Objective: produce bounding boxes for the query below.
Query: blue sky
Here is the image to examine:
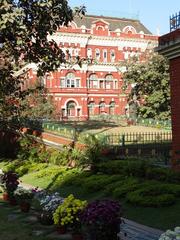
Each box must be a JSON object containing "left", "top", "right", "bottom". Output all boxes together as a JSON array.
[{"left": 69, "top": 0, "right": 180, "bottom": 35}]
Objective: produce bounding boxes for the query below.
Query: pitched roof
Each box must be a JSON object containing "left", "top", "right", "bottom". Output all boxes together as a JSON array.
[{"left": 74, "top": 14, "right": 152, "bottom": 34}]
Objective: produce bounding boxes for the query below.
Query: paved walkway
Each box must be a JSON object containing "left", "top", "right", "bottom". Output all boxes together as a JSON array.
[{"left": 118, "top": 218, "right": 163, "bottom": 240}]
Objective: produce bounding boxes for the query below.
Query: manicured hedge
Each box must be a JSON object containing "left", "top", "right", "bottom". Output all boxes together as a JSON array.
[
  {"left": 126, "top": 183, "right": 179, "bottom": 207},
  {"left": 112, "top": 178, "right": 140, "bottom": 199},
  {"left": 96, "top": 160, "right": 180, "bottom": 183},
  {"left": 83, "top": 174, "right": 123, "bottom": 192}
]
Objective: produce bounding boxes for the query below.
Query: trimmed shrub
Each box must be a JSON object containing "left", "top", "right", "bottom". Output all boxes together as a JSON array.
[
  {"left": 124, "top": 161, "right": 149, "bottom": 178},
  {"left": 126, "top": 184, "right": 176, "bottom": 207},
  {"left": 83, "top": 174, "right": 123, "bottom": 193},
  {"left": 103, "top": 179, "right": 126, "bottom": 195},
  {"left": 34, "top": 166, "right": 64, "bottom": 179},
  {"left": 63, "top": 171, "right": 91, "bottom": 186},
  {"left": 112, "top": 178, "right": 140, "bottom": 199},
  {"left": 145, "top": 167, "right": 180, "bottom": 183},
  {"left": 96, "top": 160, "right": 128, "bottom": 175}
]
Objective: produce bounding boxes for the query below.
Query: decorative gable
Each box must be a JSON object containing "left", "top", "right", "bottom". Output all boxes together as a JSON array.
[{"left": 91, "top": 19, "right": 110, "bottom": 36}]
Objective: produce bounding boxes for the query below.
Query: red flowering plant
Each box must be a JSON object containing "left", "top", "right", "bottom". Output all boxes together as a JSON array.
[
  {"left": 80, "top": 199, "right": 122, "bottom": 240},
  {"left": 0, "top": 171, "right": 19, "bottom": 200}
]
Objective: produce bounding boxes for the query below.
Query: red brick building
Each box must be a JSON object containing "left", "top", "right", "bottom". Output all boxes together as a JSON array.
[
  {"left": 157, "top": 13, "right": 180, "bottom": 169},
  {"left": 22, "top": 15, "right": 158, "bottom": 120}
]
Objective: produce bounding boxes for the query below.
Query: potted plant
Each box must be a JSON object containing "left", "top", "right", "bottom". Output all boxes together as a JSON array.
[
  {"left": 80, "top": 199, "right": 122, "bottom": 240},
  {"left": 0, "top": 171, "right": 19, "bottom": 205},
  {"left": 53, "top": 194, "right": 87, "bottom": 237},
  {"left": 159, "top": 226, "right": 180, "bottom": 240},
  {"left": 14, "top": 187, "right": 34, "bottom": 212},
  {"left": 38, "top": 192, "right": 64, "bottom": 225}
]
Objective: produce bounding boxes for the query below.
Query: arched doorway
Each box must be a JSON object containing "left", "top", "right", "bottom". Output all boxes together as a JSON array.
[
  {"left": 88, "top": 101, "right": 95, "bottom": 116},
  {"left": 99, "top": 102, "right": 106, "bottom": 115},
  {"left": 66, "top": 101, "right": 76, "bottom": 117}
]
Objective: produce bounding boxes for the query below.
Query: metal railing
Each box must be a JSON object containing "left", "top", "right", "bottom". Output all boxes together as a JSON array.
[
  {"left": 101, "top": 132, "right": 172, "bottom": 146},
  {"left": 170, "top": 12, "right": 180, "bottom": 32}
]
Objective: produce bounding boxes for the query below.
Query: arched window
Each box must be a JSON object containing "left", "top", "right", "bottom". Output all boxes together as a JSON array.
[
  {"left": 110, "top": 50, "right": 115, "bottom": 63},
  {"left": 99, "top": 101, "right": 106, "bottom": 114},
  {"left": 61, "top": 73, "right": 80, "bottom": 88},
  {"left": 87, "top": 48, "right": 92, "bottom": 58},
  {"left": 103, "top": 49, "right": 107, "bottom": 63},
  {"left": 67, "top": 101, "right": 76, "bottom": 117},
  {"left": 95, "top": 49, "right": 100, "bottom": 61},
  {"left": 105, "top": 74, "right": 113, "bottom": 89},
  {"left": 66, "top": 73, "right": 75, "bottom": 88},
  {"left": 96, "top": 26, "right": 104, "bottom": 31},
  {"left": 88, "top": 101, "right": 95, "bottom": 116},
  {"left": 89, "top": 74, "right": 98, "bottom": 88},
  {"left": 123, "top": 26, "right": 137, "bottom": 34},
  {"left": 109, "top": 101, "right": 115, "bottom": 115}
]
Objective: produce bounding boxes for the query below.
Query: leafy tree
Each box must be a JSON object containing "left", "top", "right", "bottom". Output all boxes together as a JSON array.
[
  {"left": 0, "top": 0, "right": 85, "bottom": 129},
  {"left": 123, "top": 53, "right": 170, "bottom": 120},
  {"left": 20, "top": 87, "right": 56, "bottom": 120}
]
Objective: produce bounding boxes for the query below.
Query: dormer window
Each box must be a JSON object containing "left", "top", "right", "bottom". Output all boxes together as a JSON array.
[
  {"left": 123, "top": 26, "right": 137, "bottom": 34},
  {"left": 97, "top": 26, "right": 104, "bottom": 31}
]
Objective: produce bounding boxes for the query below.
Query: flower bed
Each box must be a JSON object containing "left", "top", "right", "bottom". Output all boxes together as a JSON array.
[{"left": 159, "top": 226, "right": 180, "bottom": 240}]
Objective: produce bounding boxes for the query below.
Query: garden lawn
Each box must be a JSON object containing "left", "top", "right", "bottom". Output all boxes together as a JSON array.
[
  {"left": 19, "top": 164, "right": 180, "bottom": 231},
  {"left": 1, "top": 160, "right": 180, "bottom": 231}
]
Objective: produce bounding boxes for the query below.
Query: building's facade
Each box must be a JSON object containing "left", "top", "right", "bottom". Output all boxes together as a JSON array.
[
  {"left": 157, "top": 12, "right": 180, "bottom": 169},
  {"left": 26, "top": 15, "right": 158, "bottom": 120}
]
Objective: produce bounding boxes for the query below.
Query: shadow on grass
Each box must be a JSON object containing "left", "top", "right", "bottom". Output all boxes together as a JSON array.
[{"left": 45, "top": 172, "right": 63, "bottom": 191}]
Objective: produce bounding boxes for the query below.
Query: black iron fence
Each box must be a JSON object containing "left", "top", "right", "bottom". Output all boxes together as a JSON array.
[{"left": 101, "top": 132, "right": 172, "bottom": 146}]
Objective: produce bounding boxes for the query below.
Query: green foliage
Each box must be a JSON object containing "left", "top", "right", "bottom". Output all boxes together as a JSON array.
[
  {"left": 96, "top": 159, "right": 180, "bottom": 184},
  {"left": 96, "top": 159, "right": 150, "bottom": 178},
  {"left": 17, "top": 136, "right": 50, "bottom": 163},
  {"left": 49, "top": 148, "right": 70, "bottom": 166},
  {"left": 123, "top": 53, "right": 170, "bottom": 120},
  {"left": 0, "top": 0, "right": 85, "bottom": 127},
  {"left": 83, "top": 174, "right": 122, "bottom": 193},
  {"left": 53, "top": 194, "right": 87, "bottom": 228},
  {"left": 34, "top": 166, "right": 63, "bottom": 179},
  {"left": 126, "top": 183, "right": 180, "bottom": 207},
  {"left": 62, "top": 171, "right": 91, "bottom": 186},
  {"left": 95, "top": 160, "right": 128, "bottom": 175},
  {"left": 20, "top": 91, "right": 56, "bottom": 120},
  {"left": 14, "top": 188, "right": 34, "bottom": 204},
  {"left": 145, "top": 167, "right": 180, "bottom": 183},
  {"left": 79, "top": 134, "right": 108, "bottom": 167},
  {"left": 3, "top": 158, "right": 49, "bottom": 177},
  {"left": 112, "top": 178, "right": 140, "bottom": 198}
]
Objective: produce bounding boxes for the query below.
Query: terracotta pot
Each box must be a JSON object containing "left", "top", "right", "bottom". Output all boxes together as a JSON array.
[
  {"left": 57, "top": 225, "right": 66, "bottom": 234},
  {"left": 20, "top": 202, "right": 31, "bottom": 212},
  {"left": 2, "top": 192, "right": 9, "bottom": 201}
]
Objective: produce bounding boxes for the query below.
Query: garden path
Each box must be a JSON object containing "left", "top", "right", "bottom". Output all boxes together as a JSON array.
[{"left": 118, "top": 218, "right": 163, "bottom": 240}]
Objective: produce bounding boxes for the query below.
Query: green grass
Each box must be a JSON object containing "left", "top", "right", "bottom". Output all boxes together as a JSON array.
[
  {"left": 1, "top": 160, "right": 180, "bottom": 231},
  {"left": 20, "top": 165, "right": 180, "bottom": 230},
  {"left": 123, "top": 200, "right": 180, "bottom": 230}
]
